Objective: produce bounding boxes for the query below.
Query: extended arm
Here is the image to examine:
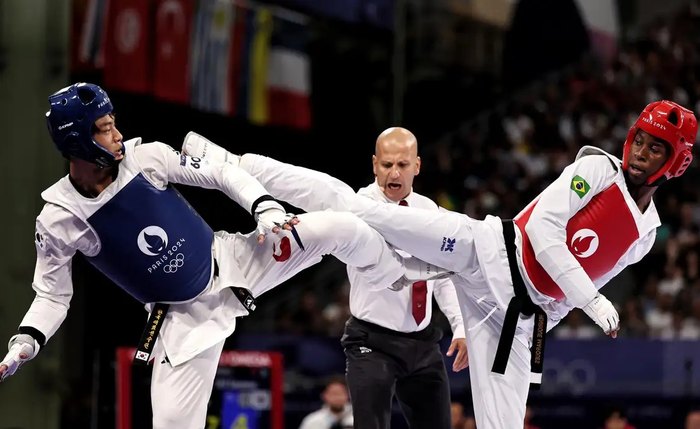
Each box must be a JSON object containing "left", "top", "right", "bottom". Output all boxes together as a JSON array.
[
  {"left": 135, "top": 137, "right": 297, "bottom": 241},
  {"left": 1, "top": 208, "right": 79, "bottom": 381}
]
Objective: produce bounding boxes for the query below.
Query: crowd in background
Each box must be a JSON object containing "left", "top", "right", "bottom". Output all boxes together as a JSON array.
[{"left": 270, "top": 7, "right": 700, "bottom": 341}]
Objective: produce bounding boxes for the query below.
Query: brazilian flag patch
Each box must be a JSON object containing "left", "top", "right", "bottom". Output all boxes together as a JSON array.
[{"left": 570, "top": 175, "right": 590, "bottom": 198}]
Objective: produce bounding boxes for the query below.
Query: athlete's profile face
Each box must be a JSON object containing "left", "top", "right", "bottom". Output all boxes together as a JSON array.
[
  {"left": 626, "top": 129, "right": 670, "bottom": 185},
  {"left": 93, "top": 114, "right": 124, "bottom": 161},
  {"left": 373, "top": 138, "right": 420, "bottom": 202}
]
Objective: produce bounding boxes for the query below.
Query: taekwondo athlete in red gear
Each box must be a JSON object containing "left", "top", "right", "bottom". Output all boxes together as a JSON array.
[
  {"left": 0, "top": 83, "right": 444, "bottom": 429},
  {"left": 185, "top": 100, "right": 698, "bottom": 429}
]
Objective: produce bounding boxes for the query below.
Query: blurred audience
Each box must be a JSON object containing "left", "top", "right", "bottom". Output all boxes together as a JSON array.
[
  {"left": 418, "top": 7, "right": 700, "bottom": 340},
  {"left": 298, "top": 377, "right": 353, "bottom": 429},
  {"left": 272, "top": 6, "right": 700, "bottom": 341},
  {"left": 553, "top": 309, "right": 600, "bottom": 339}
]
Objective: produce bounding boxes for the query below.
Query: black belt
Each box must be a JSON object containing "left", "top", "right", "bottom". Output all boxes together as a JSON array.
[
  {"left": 491, "top": 220, "right": 547, "bottom": 390},
  {"left": 134, "top": 302, "right": 168, "bottom": 365},
  {"left": 133, "top": 259, "right": 257, "bottom": 365}
]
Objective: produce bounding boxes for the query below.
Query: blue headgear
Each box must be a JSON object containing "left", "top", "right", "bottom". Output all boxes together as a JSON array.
[{"left": 46, "top": 82, "right": 124, "bottom": 167}]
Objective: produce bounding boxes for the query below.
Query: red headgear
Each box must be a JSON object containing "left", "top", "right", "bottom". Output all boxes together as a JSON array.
[{"left": 623, "top": 100, "right": 698, "bottom": 185}]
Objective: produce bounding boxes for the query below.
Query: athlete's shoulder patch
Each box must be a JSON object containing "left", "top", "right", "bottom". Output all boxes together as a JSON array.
[{"left": 570, "top": 175, "right": 590, "bottom": 198}]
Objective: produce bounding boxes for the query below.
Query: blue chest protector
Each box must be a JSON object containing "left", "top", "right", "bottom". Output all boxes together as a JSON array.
[{"left": 86, "top": 174, "right": 214, "bottom": 303}]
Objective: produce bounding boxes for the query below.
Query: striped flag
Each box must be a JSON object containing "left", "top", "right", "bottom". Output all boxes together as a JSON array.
[
  {"left": 265, "top": 10, "right": 311, "bottom": 130},
  {"left": 188, "top": 2, "right": 312, "bottom": 130},
  {"left": 153, "top": 0, "right": 194, "bottom": 104},
  {"left": 76, "top": 0, "right": 108, "bottom": 70},
  {"left": 238, "top": 7, "right": 311, "bottom": 130},
  {"left": 248, "top": 7, "right": 274, "bottom": 125},
  {"left": 190, "top": 0, "right": 234, "bottom": 114}
]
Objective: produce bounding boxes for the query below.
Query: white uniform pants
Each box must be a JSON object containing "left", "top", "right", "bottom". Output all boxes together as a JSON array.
[
  {"left": 150, "top": 210, "right": 405, "bottom": 429},
  {"left": 240, "top": 154, "right": 536, "bottom": 429}
]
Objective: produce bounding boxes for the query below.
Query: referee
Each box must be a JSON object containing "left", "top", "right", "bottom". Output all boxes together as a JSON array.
[{"left": 340, "top": 128, "right": 468, "bottom": 429}]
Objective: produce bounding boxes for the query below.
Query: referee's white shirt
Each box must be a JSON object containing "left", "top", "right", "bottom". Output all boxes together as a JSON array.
[{"left": 347, "top": 181, "right": 465, "bottom": 339}]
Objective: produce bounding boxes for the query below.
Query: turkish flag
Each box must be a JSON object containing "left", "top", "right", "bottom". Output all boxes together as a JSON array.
[
  {"left": 103, "top": 0, "right": 152, "bottom": 93},
  {"left": 153, "top": 0, "right": 193, "bottom": 104}
]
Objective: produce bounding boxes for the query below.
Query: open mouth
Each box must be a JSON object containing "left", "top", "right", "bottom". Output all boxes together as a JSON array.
[
  {"left": 628, "top": 164, "right": 645, "bottom": 175},
  {"left": 387, "top": 183, "right": 402, "bottom": 190}
]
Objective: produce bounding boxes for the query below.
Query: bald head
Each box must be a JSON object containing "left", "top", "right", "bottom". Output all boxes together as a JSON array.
[
  {"left": 372, "top": 127, "right": 421, "bottom": 201},
  {"left": 375, "top": 127, "right": 418, "bottom": 156}
]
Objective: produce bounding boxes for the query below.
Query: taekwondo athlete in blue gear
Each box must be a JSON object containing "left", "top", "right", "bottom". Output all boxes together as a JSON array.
[{"left": 0, "top": 83, "right": 446, "bottom": 429}]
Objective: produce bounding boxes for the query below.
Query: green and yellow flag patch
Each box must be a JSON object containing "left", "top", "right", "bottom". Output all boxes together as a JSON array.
[{"left": 570, "top": 175, "right": 590, "bottom": 198}]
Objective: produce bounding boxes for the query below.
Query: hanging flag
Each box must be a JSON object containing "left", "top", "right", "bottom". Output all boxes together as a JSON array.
[
  {"left": 266, "top": 10, "right": 312, "bottom": 130},
  {"left": 235, "top": 6, "right": 255, "bottom": 120},
  {"left": 74, "top": 0, "right": 108, "bottom": 71},
  {"left": 227, "top": 4, "right": 250, "bottom": 117},
  {"left": 103, "top": 0, "right": 152, "bottom": 93},
  {"left": 190, "top": 0, "right": 234, "bottom": 115},
  {"left": 153, "top": 0, "right": 194, "bottom": 104},
  {"left": 248, "top": 7, "right": 274, "bottom": 125},
  {"left": 187, "top": 2, "right": 312, "bottom": 130}
]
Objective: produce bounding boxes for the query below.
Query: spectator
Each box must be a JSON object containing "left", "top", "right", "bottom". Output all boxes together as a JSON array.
[
  {"left": 601, "top": 406, "right": 636, "bottom": 429},
  {"left": 553, "top": 309, "right": 600, "bottom": 339},
  {"left": 620, "top": 298, "right": 649, "bottom": 338},
  {"left": 299, "top": 377, "right": 353, "bottom": 429}
]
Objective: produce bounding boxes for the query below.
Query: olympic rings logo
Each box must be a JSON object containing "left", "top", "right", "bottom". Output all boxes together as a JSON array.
[
  {"left": 163, "top": 253, "right": 185, "bottom": 274},
  {"left": 541, "top": 359, "right": 597, "bottom": 395}
]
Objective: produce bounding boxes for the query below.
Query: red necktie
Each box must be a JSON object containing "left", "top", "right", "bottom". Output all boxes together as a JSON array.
[{"left": 399, "top": 199, "right": 428, "bottom": 325}]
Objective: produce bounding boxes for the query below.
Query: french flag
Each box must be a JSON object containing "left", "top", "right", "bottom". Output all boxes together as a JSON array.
[{"left": 265, "top": 9, "right": 312, "bottom": 130}]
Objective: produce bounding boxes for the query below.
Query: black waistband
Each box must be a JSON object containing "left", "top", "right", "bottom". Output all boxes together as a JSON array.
[
  {"left": 349, "top": 317, "right": 442, "bottom": 342},
  {"left": 134, "top": 302, "right": 169, "bottom": 365},
  {"left": 133, "top": 258, "right": 255, "bottom": 365},
  {"left": 501, "top": 219, "right": 538, "bottom": 314},
  {"left": 491, "top": 220, "right": 547, "bottom": 389}
]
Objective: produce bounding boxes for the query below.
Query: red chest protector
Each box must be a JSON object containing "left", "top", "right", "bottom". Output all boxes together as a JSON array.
[{"left": 514, "top": 184, "right": 639, "bottom": 300}]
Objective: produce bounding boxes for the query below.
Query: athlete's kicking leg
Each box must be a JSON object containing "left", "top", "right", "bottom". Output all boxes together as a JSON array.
[
  {"left": 182, "top": 132, "right": 477, "bottom": 275},
  {"left": 222, "top": 210, "right": 413, "bottom": 296},
  {"left": 240, "top": 153, "right": 477, "bottom": 275}
]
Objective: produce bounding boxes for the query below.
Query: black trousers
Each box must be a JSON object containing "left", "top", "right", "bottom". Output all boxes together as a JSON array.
[{"left": 340, "top": 317, "right": 451, "bottom": 429}]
